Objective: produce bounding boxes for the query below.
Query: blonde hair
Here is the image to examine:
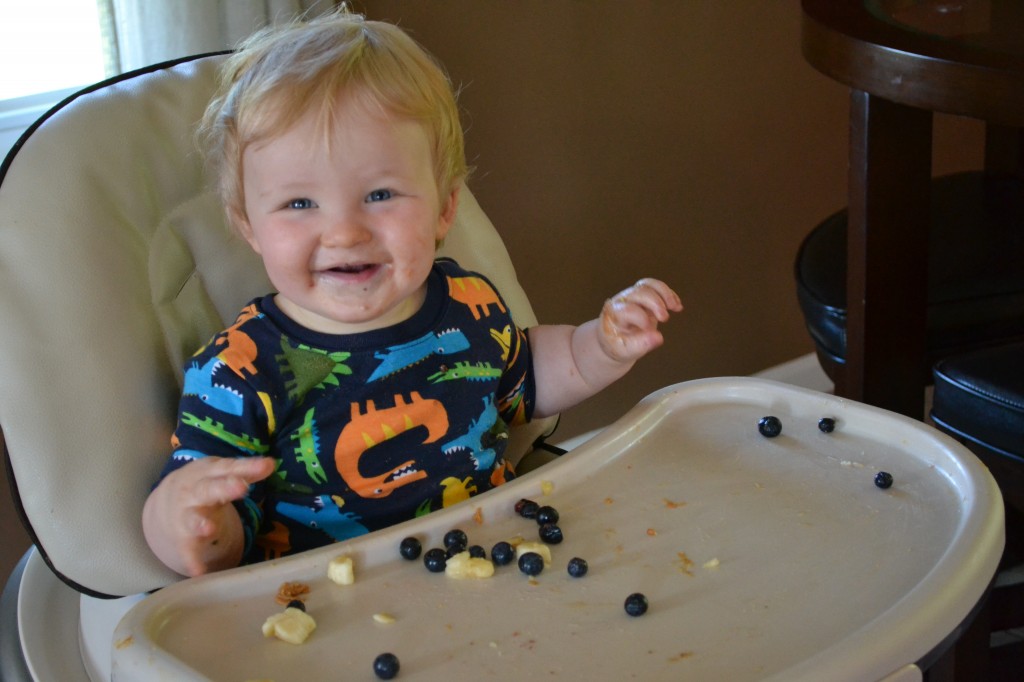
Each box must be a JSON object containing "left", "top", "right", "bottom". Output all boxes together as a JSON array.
[{"left": 199, "top": 8, "right": 468, "bottom": 231}]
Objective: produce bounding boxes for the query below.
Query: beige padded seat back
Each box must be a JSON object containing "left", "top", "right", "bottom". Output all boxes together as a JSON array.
[{"left": 0, "top": 54, "right": 554, "bottom": 597}]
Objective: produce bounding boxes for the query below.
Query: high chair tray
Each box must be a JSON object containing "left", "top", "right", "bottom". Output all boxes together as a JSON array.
[{"left": 111, "top": 377, "right": 1003, "bottom": 681}]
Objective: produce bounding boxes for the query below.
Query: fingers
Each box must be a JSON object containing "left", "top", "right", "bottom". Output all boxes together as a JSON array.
[
  {"left": 162, "top": 456, "right": 273, "bottom": 515},
  {"left": 615, "top": 278, "right": 683, "bottom": 321},
  {"left": 598, "top": 278, "right": 680, "bottom": 362},
  {"left": 604, "top": 279, "right": 681, "bottom": 330}
]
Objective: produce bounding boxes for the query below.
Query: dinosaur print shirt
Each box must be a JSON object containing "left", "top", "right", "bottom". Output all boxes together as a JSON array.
[{"left": 159, "top": 259, "right": 535, "bottom": 564}]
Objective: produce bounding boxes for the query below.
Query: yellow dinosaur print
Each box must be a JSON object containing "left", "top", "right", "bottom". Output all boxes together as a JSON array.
[
  {"left": 441, "top": 476, "right": 477, "bottom": 507},
  {"left": 489, "top": 324, "right": 512, "bottom": 362},
  {"left": 448, "top": 276, "right": 506, "bottom": 320},
  {"left": 334, "top": 392, "right": 447, "bottom": 499}
]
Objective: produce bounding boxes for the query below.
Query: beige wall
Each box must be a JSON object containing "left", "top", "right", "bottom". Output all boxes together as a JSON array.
[{"left": 361, "top": 0, "right": 984, "bottom": 438}]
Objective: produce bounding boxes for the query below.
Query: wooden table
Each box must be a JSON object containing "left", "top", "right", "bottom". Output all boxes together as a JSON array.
[{"left": 801, "top": 0, "right": 1024, "bottom": 418}]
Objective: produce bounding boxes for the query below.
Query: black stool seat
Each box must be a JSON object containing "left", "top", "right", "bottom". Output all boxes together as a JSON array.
[
  {"left": 795, "top": 171, "right": 1024, "bottom": 383},
  {"left": 931, "top": 341, "right": 1024, "bottom": 681},
  {"left": 932, "top": 341, "right": 1024, "bottom": 510}
]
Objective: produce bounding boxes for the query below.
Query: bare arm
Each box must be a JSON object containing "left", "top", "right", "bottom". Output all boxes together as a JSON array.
[
  {"left": 530, "top": 278, "right": 682, "bottom": 418},
  {"left": 142, "top": 456, "right": 276, "bottom": 577}
]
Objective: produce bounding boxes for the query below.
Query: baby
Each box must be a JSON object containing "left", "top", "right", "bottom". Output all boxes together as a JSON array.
[{"left": 143, "top": 8, "right": 682, "bottom": 578}]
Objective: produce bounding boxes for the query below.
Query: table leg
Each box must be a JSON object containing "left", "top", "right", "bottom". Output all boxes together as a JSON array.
[
  {"left": 984, "top": 124, "right": 1023, "bottom": 180},
  {"left": 844, "top": 90, "right": 932, "bottom": 418}
]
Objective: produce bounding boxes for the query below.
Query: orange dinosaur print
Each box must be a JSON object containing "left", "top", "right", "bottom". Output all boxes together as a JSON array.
[
  {"left": 490, "top": 458, "right": 515, "bottom": 487},
  {"left": 448, "top": 276, "right": 506, "bottom": 320},
  {"left": 334, "top": 392, "right": 447, "bottom": 499},
  {"left": 216, "top": 304, "right": 260, "bottom": 378},
  {"left": 256, "top": 520, "right": 291, "bottom": 561}
]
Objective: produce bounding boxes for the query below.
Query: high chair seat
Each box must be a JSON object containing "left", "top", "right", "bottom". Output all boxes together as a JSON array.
[
  {"left": 0, "top": 53, "right": 556, "bottom": 599},
  {"left": 795, "top": 171, "right": 1024, "bottom": 387}
]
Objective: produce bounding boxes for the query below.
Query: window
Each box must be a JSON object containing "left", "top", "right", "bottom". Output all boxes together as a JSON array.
[{"left": 0, "top": 1, "right": 106, "bottom": 157}]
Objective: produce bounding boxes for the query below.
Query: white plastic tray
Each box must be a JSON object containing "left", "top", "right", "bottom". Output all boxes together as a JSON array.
[{"left": 111, "top": 378, "right": 1004, "bottom": 681}]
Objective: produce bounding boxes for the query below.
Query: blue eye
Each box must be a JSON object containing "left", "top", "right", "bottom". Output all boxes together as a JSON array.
[
  {"left": 287, "top": 198, "right": 315, "bottom": 209},
  {"left": 366, "top": 189, "right": 392, "bottom": 202}
]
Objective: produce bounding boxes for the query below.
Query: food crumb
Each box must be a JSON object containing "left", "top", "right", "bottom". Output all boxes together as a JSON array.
[
  {"left": 373, "top": 613, "right": 396, "bottom": 624},
  {"left": 703, "top": 558, "right": 720, "bottom": 570},
  {"left": 646, "top": 528, "right": 658, "bottom": 536},
  {"left": 541, "top": 480, "right": 554, "bottom": 496},
  {"left": 473, "top": 507, "right": 484, "bottom": 525},
  {"left": 663, "top": 498, "right": 686, "bottom": 509},
  {"left": 676, "top": 552, "right": 695, "bottom": 576},
  {"left": 114, "top": 635, "right": 133, "bottom": 650},
  {"left": 604, "top": 497, "right": 614, "bottom": 505},
  {"left": 669, "top": 652, "right": 695, "bottom": 662}
]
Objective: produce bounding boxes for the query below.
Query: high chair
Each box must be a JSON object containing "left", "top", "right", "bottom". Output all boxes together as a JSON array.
[
  {"left": 0, "top": 53, "right": 558, "bottom": 681},
  {"left": 0, "top": 52, "right": 1010, "bottom": 682}
]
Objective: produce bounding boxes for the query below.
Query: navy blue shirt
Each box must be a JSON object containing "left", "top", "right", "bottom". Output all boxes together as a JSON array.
[{"left": 160, "top": 259, "right": 535, "bottom": 563}]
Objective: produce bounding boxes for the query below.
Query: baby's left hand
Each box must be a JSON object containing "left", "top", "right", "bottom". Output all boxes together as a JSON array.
[{"left": 598, "top": 278, "right": 683, "bottom": 363}]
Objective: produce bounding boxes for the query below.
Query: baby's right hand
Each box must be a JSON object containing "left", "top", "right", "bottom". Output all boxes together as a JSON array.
[{"left": 142, "top": 456, "right": 275, "bottom": 577}]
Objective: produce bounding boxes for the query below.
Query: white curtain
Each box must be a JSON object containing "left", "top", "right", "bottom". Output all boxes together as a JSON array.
[{"left": 100, "top": 0, "right": 340, "bottom": 75}]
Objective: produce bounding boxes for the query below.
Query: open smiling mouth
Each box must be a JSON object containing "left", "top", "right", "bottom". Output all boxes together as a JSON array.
[{"left": 329, "top": 263, "right": 377, "bottom": 274}]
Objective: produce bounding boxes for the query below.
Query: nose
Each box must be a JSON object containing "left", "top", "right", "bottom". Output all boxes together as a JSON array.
[{"left": 321, "top": 211, "right": 371, "bottom": 248}]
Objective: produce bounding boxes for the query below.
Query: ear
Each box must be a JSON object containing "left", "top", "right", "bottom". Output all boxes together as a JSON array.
[
  {"left": 435, "top": 183, "right": 461, "bottom": 242},
  {"left": 230, "top": 208, "right": 261, "bottom": 254}
]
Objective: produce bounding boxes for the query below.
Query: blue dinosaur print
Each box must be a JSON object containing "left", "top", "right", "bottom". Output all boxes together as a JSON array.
[
  {"left": 183, "top": 357, "right": 243, "bottom": 416},
  {"left": 170, "top": 448, "right": 208, "bottom": 464},
  {"left": 367, "top": 328, "right": 469, "bottom": 381},
  {"left": 275, "top": 495, "right": 370, "bottom": 542},
  {"left": 441, "top": 397, "right": 505, "bottom": 471}
]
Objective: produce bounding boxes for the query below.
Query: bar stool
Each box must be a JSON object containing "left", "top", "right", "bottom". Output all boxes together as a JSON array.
[
  {"left": 931, "top": 341, "right": 1024, "bottom": 681},
  {"left": 795, "top": 171, "right": 1024, "bottom": 394}
]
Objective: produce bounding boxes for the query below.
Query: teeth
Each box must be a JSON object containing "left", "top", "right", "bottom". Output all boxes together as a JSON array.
[
  {"left": 389, "top": 464, "right": 419, "bottom": 481},
  {"left": 213, "top": 383, "right": 242, "bottom": 398}
]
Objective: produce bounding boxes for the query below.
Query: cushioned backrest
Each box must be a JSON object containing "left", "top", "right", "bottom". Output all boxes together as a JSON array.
[{"left": 0, "top": 54, "right": 554, "bottom": 597}]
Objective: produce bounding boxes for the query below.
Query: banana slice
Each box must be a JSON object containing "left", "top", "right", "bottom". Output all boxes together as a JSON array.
[
  {"left": 445, "top": 550, "right": 495, "bottom": 579},
  {"left": 262, "top": 607, "right": 316, "bottom": 644},
  {"left": 327, "top": 555, "right": 355, "bottom": 585},
  {"left": 514, "top": 541, "right": 552, "bottom": 566}
]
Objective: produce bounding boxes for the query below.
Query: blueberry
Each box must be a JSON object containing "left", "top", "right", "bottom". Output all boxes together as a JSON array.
[
  {"left": 567, "top": 557, "right": 588, "bottom": 578},
  {"left": 516, "top": 499, "right": 540, "bottom": 519},
  {"left": 536, "top": 505, "right": 560, "bottom": 525},
  {"left": 399, "top": 536, "right": 422, "bottom": 560},
  {"left": 491, "top": 541, "right": 515, "bottom": 566},
  {"left": 468, "top": 544, "right": 486, "bottom": 559},
  {"left": 286, "top": 599, "right": 305, "bottom": 611},
  {"left": 874, "top": 471, "right": 894, "bottom": 489},
  {"left": 818, "top": 417, "right": 836, "bottom": 433},
  {"left": 758, "top": 415, "right": 782, "bottom": 438},
  {"left": 373, "top": 652, "right": 400, "bottom": 679},
  {"left": 443, "top": 529, "right": 468, "bottom": 549},
  {"left": 624, "top": 592, "right": 649, "bottom": 617},
  {"left": 423, "top": 547, "right": 447, "bottom": 573},
  {"left": 514, "top": 498, "right": 536, "bottom": 515},
  {"left": 518, "top": 552, "right": 544, "bottom": 576},
  {"left": 538, "top": 523, "right": 564, "bottom": 544}
]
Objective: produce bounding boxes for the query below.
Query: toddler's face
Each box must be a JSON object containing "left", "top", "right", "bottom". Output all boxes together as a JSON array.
[{"left": 239, "top": 93, "right": 458, "bottom": 334}]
